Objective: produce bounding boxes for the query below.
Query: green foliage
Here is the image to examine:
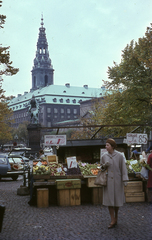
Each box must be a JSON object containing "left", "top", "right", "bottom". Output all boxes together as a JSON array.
[
  {"left": 101, "top": 24, "right": 152, "bottom": 136},
  {"left": 12, "top": 122, "right": 29, "bottom": 145},
  {"left": 0, "top": 1, "right": 19, "bottom": 144}
]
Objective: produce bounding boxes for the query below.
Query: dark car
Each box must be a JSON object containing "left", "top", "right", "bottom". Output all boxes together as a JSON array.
[
  {"left": 0, "top": 154, "right": 27, "bottom": 181},
  {"left": 8, "top": 147, "right": 34, "bottom": 160},
  {"left": 0, "top": 154, "right": 11, "bottom": 176}
]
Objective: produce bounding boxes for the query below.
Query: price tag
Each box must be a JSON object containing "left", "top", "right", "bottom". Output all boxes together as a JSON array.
[
  {"left": 36, "top": 161, "right": 42, "bottom": 166},
  {"left": 57, "top": 167, "right": 62, "bottom": 173}
]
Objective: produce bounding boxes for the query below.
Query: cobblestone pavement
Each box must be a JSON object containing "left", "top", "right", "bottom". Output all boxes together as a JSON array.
[{"left": 0, "top": 177, "right": 152, "bottom": 240}]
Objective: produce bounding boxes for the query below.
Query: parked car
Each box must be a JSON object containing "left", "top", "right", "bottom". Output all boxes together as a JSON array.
[
  {"left": 8, "top": 147, "right": 34, "bottom": 160},
  {"left": 0, "top": 154, "right": 11, "bottom": 176},
  {"left": 0, "top": 154, "right": 27, "bottom": 181}
]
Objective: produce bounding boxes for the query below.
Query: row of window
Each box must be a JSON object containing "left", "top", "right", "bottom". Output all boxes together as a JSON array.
[
  {"left": 47, "top": 108, "right": 77, "bottom": 114},
  {"left": 12, "top": 99, "right": 80, "bottom": 111}
]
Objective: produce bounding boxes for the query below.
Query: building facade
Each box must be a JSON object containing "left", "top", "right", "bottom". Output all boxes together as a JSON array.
[{"left": 8, "top": 17, "right": 108, "bottom": 128}]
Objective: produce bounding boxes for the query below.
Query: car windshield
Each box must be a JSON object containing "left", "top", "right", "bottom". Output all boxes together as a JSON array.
[
  {"left": 0, "top": 156, "right": 7, "bottom": 164},
  {"left": 10, "top": 151, "right": 25, "bottom": 156},
  {"left": 8, "top": 157, "right": 23, "bottom": 164}
]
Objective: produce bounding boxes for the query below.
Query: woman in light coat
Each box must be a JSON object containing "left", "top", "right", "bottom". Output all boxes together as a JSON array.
[{"left": 101, "top": 138, "right": 128, "bottom": 229}]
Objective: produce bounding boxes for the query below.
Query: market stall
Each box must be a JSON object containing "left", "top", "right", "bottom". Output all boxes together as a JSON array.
[{"left": 30, "top": 151, "right": 150, "bottom": 207}]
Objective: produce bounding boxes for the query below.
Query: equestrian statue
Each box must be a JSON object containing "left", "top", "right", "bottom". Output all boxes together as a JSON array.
[{"left": 28, "top": 95, "right": 39, "bottom": 124}]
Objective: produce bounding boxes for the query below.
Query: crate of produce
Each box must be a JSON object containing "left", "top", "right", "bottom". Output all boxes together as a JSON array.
[
  {"left": 56, "top": 179, "right": 81, "bottom": 189},
  {"left": 78, "top": 162, "right": 99, "bottom": 176},
  {"left": 33, "top": 165, "right": 51, "bottom": 179},
  {"left": 47, "top": 155, "right": 58, "bottom": 164},
  {"left": 33, "top": 160, "right": 48, "bottom": 166},
  {"left": 49, "top": 163, "right": 66, "bottom": 177},
  {"left": 124, "top": 181, "right": 143, "bottom": 193},
  {"left": 125, "top": 192, "right": 145, "bottom": 202}
]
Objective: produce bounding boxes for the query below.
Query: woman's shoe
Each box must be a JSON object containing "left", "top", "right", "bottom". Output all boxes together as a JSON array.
[{"left": 108, "top": 223, "right": 116, "bottom": 229}]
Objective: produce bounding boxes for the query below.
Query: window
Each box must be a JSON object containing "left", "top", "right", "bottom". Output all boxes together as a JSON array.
[
  {"left": 61, "top": 108, "right": 64, "bottom": 113},
  {"left": 47, "top": 114, "right": 51, "bottom": 118},
  {"left": 61, "top": 115, "right": 64, "bottom": 119},
  {"left": 67, "top": 108, "right": 70, "bottom": 114},
  {"left": 66, "top": 99, "right": 70, "bottom": 103},
  {"left": 54, "top": 108, "right": 58, "bottom": 113},
  {"left": 60, "top": 98, "right": 63, "bottom": 103},
  {"left": 45, "top": 75, "right": 48, "bottom": 86},
  {"left": 47, "top": 122, "right": 51, "bottom": 127},
  {"left": 73, "top": 99, "right": 76, "bottom": 103},
  {"left": 67, "top": 115, "right": 70, "bottom": 119},
  {"left": 47, "top": 107, "right": 51, "bottom": 113},
  {"left": 73, "top": 109, "right": 77, "bottom": 114},
  {"left": 34, "top": 76, "right": 36, "bottom": 88}
]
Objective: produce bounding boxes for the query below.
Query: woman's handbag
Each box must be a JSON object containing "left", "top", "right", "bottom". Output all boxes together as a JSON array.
[{"left": 94, "top": 168, "right": 108, "bottom": 186}]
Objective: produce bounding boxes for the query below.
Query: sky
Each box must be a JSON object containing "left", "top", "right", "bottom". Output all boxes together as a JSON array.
[{"left": 1, "top": 0, "right": 152, "bottom": 97}]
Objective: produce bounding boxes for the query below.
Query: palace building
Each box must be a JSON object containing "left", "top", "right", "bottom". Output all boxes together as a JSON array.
[{"left": 8, "top": 17, "right": 108, "bottom": 128}]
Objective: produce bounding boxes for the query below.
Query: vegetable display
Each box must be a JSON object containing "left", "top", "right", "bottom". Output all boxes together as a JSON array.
[
  {"left": 33, "top": 165, "right": 51, "bottom": 175},
  {"left": 49, "top": 163, "right": 66, "bottom": 176},
  {"left": 78, "top": 162, "right": 99, "bottom": 176}
]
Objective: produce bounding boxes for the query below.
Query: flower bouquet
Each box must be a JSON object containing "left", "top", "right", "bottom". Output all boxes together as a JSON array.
[{"left": 140, "top": 151, "right": 152, "bottom": 179}]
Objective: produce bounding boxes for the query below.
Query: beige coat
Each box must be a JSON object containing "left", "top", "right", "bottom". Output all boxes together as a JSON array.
[{"left": 101, "top": 150, "right": 128, "bottom": 207}]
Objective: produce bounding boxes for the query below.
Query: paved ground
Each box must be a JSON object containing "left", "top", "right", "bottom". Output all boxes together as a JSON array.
[{"left": 0, "top": 177, "right": 152, "bottom": 240}]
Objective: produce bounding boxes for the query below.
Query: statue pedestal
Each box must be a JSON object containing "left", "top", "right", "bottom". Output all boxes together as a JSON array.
[{"left": 27, "top": 124, "right": 41, "bottom": 152}]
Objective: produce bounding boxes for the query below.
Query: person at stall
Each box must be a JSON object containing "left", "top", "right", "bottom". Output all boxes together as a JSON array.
[
  {"left": 147, "top": 146, "right": 152, "bottom": 203},
  {"left": 131, "top": 148, "right": 140, "bottom": 160},
  {"left": 101, "top": 138, "right": 128, "bottom": 229},
  {"left": 39, "top": 149, "right": 45, "bottom": 159}
]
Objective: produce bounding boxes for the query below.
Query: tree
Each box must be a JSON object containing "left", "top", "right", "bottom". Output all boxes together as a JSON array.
[
  {"left": 0, "top": 1, "right": 19, "bottom": 144},
  {"left": 71, "top": 24, "right": 152, "bottom": 139},
  {"left": 100, "top": 24, "right": 152, "bottom": 137},
  {"left": 11, "top": 122, "right": 29, "bottom": 145}
]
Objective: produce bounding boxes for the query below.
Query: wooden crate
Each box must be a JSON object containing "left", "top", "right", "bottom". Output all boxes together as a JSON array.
[
  {"left": 37, "top": 188, "right": 49, "bottom": 207},
  {"left": 124, "top": 181, "right": 143, "bottom": 193},
  {"left": 57, "top": 189, "right": 81, "bottom": 206},
  {"left": 56, "top": 179, "right": 81, "bottom": 189},
  {"left": 33, "top": 174, "right": 50, "bottom": 180},
  {"left": 92, "top": 187, "right": 103, "bottom": 205},
  {"left": 47, "top": 155, "right": 58, "bottom": 164},
  {"left": 125, "top": 192, "right": 145, "bottom": 202},
  {"left": 87, "top": 177, "right": 101, "bottom": 188}
]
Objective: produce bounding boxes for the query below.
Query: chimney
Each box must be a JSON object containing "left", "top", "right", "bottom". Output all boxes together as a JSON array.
[
  {"left": 83, "top": 85, "right": 88, "bottom": 89},
  {"left": 65, "top": 83, "right": 70, "bottom": 88}
]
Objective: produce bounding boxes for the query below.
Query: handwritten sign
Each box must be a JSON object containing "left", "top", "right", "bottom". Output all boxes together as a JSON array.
[
  {"left": 44, "top": 135, "right": 66, "bottom": 146},
  {"left": 67, "top": 156, "right": 77, "bottom": 169},
  {"left": 126, "top": 133, "right": 148, "bottom": 145}
]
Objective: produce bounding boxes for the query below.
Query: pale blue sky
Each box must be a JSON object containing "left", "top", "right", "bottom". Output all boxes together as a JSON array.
[{"left": 1, "top": 0, "right": 152, "bottom": 97}]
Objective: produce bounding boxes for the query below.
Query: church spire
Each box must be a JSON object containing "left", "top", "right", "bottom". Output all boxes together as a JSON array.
[{"left": 31, "top": 16, "right": 54, "bottom": 90}]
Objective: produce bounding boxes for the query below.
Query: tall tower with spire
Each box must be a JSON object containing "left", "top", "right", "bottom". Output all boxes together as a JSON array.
[{"left": 31, "top": 16, "right": 54, "bottom": 90}]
